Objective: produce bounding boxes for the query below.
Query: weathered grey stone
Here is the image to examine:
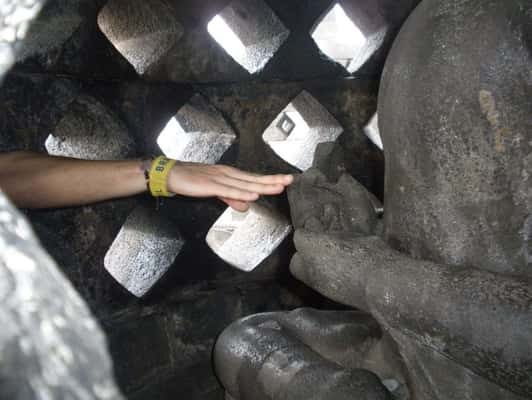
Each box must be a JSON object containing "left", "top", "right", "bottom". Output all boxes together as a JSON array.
[
  {"left": 0, "top": 0, "right": 45, "bottom": 79},
  {"left": 214, "top": 309, "right": 395, "bottom": 400},
  {"left": 0, "top": 191, "right": 123, "bottom": 400},
  {"left": 311, "top": 142, "right": 348, "bottom": 182},
  {"left": 104, "top": 206, "right": 185, "bottom": 297},
  {"left": 206, "top": 203, "right": 292, "bottom": 272},
  {"left": 282, "top": 1, "right": 532, "bottom": 399},
  {"left": 97, "top": 0, "right": 184, "bottom": 75},
  {"left": 157, "top": 94, "right": 236, "bottom": 163},
  {"left": 207, "top": 0, "right": 290, "bottom": 74},
  {"left": 290, "top": 230, "right": 532, "bottom": 400},
  {"left": 288, "top": 169, "right": 377, "bottom": 236},
  {"left": 46, "top": 94, "right": 136, "bottom": 160},
  {"left": 311, "top": 1, "right": 388, "bottom": 73},
  {"left": 0, "top": 73, "right": 81, "bottom": 152},
  {"left": 15, "top": 0, "right": 87, "bottom": 64},
  {"left": 262, "top": 90, "right": 344, "bottom": 171},
  {"left": 379, "top": 0, "right": 532, "bottom": 277}
]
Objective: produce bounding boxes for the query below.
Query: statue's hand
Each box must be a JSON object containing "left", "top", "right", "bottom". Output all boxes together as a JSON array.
[
  {"left": 288, "top": 169, "right": 382, "bottom": 309},
  {"left": 288, "top": 169, "right": 379, "bottom": 236},
  {"left": 291, "top": 229, "right": 379, "bottom": 310}
]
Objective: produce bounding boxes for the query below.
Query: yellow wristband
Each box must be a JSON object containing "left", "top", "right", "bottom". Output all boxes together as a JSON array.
[{"left": 149, "top": 156, "right": 177, "bottom": 198}]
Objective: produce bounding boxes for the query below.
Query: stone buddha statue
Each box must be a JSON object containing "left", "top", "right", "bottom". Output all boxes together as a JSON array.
[{"left": 214, "top": 0, "right": 532, "bottom": 398}]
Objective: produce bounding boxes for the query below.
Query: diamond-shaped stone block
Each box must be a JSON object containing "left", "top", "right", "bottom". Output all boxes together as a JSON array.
[
  {"left": 104, "top": 206, "right": 184, "bottom": 297},
  {"left": 207, "top": 0, "right": 289, "bottom": 74},
  {"left": 157, "top": 94, "right": 237, "bottom": 164},
  {"left": 311, "top": 3, "right": 387, "bottom": 73},
  {"left": 206, "top": 203, "right": 292, "bottom": 272},
  {"left": 46, "top": 95, "right": 136, "bottom": 160},
  {"left": 263, "top": 90, "right": 344, "bottom": 171},
  {"left": 97, "top": 0, "right": 184, "bottom": 75}
]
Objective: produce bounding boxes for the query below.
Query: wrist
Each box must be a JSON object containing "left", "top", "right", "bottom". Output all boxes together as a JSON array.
[
  {"left": 139, "top": 158, "right": 152, "bottom": 192},
  {"left": 166, "top": 161, "right": 181, "bottom": 195},
  {"left": 147, "top": 156, "right": 177, "bottom": 198}
]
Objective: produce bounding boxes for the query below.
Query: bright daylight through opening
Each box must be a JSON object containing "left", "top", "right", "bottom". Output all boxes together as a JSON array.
[{"left": 311, "top": 3, "right": 367, "bottom": 71}]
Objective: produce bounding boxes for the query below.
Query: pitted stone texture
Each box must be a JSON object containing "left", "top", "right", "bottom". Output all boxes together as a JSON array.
[
  {"left": 215, "top": 309, "right": 394, "bottom": 400},
  {"left": 207, "top": 0, "right": 289, "bottom": 74},
  {"left": 290, "top": 230, "right": 532, "bottom": 399},
  {"left": 0, "top": 191, "right": 123, "bottom": 400},
  {"left": 97, "top": 0, "right": 184, "bottom": 75},
  {"left": 104, "top": 206, "right": 184, "bottom": 297},
  {"left": 288, "top": 169, "right": 378, "bottom": 236},
  {"left": 15, "top": 0, "right": 87, "bottom": 64},
  {"left": 262, "top": 90, "right": 344, "bottom": 171},
  {"left": 206, "top": 203, "right": 292, "bottom": 272},
  {"left": 286, "top": 1, "right": 532, "bottom": 397},
  {"left": 0, "top": 0, "right": 45, "bottom": 79},
  {"left": 158, "top": 94, "right": 236, "bottom": 163},
  {"left": 379, "top": 0, "right": 532, "bottom": 277},
  {"left": 0, "top": 73, "right": 80, "bottom": 152},
  {"left": 363, "top": 113, "right": 382, "bottom": 150},
  {"left": 46, "top": 94, "right": 136, "bottom": 160},
  {"left": 311, "top": 1, "right": 388, "bottom": 73}
]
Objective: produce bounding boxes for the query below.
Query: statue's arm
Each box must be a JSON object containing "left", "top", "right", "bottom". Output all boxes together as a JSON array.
[{"left": 291, "top": 230, "right": 532, "bottom": 397}]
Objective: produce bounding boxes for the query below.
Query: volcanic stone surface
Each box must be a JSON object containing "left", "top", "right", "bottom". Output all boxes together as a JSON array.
[
  {"left": 104, "top": 206, "right": 185, "bottom": 297},
  {"left": 206, "top": 203, "right": 292, "bottom": 272},
  {"left": 46, "top": 94, "right": 136, "bottom": 160},
  {"left": 97, "top": 0, "right": 184, "bottom": 75},
  {"left": 0, "top": 191, "right": 124, "bottom": 400},
  {"left": 157, "top": 94, "right": 236, "bottom": 164},
  {"left": 262, "top": 90, "right": 344, "bottom": 171},
  {"left": 208, "top": 0, "right": 290, "bottom": 74}
]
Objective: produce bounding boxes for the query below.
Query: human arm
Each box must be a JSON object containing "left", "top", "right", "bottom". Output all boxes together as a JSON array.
[{"left": 0, "top": 152, "right": 293, "bottom": 210}]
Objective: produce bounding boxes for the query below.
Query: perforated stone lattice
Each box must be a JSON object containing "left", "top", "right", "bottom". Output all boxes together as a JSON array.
[
  {"left": 262, "top": 90, "right": 344, "bottom": 171},
  {"left": 38, "top": 0, "right": 358, "bottom": 290}
]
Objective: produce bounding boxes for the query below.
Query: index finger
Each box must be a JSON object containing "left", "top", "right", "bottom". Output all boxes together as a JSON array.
[{"left": 223, "top": 166, "right": 294, "bottom": 186}]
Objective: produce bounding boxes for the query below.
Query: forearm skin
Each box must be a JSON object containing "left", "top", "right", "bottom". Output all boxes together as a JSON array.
[{"left": 0, "top": 152, "right": 146, "bottom": 209}]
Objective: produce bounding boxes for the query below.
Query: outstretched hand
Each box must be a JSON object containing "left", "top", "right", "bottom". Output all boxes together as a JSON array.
[{"left": 167, "top": 162, "right": 294, "bottom": 211}]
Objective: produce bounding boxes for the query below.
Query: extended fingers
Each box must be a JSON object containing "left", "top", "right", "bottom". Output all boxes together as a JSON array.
[
  {"left": 213, "top": 175, "right": 287, "bottom": 196},
  {"left": 222, "top": 166, "right": 293, "bottom": 186},
  {"left": 168, "top": 162, "right": 292, "bottom": 202},
  {"left": 212, "top": 182, "right": 259, "bottom": 201}
]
